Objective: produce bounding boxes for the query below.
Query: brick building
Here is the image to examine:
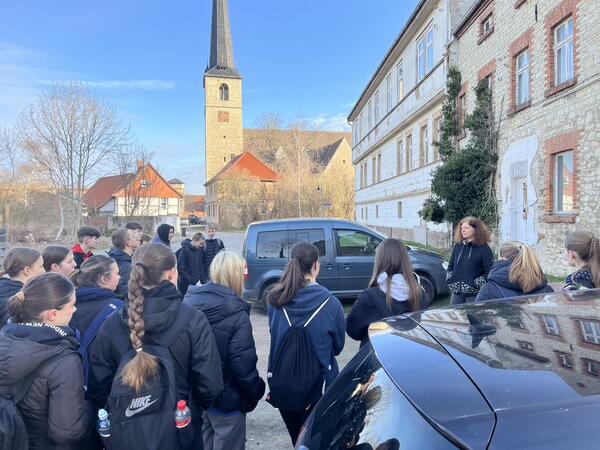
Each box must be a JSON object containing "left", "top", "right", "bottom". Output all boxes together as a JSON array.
[{"left": 452, "top": 0, "right": 600, "bottom": 275}]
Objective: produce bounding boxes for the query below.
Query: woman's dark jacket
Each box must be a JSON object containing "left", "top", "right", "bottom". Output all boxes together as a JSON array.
[
  {"left": 0, "top": 277, "right": 23, "bottom": 326},
  {"left": 177, "top": 241, "right": 208, "bottom": 295},
  {"left": 346, "top": 287, "right": 427, "bottom": 347},
  {"left": 447, "top": 242, "right": 494, "bottom": 295},
  {"left": 475, "top": 260, "right": 554, "bottom": 302},
  {"left": 183, "top": 282, "right": 265, "bottom": 413},
  {"left": 87, "top": 281, "right": 224, "bottom": 411},
  {"left": 0, "top": 323, "right": 87, "bottom": 449},
  {"left": 71, "top": 286, "right": 123, "bottom": 337},
  {"left": 268, "top": 283, "right": 345, "bottom": 388},
  {"left": 106, "top": 247, "right": 132, "bottom": 298},
  {"left": 565, "top": 269, "right": 596, "bottom": 289}
]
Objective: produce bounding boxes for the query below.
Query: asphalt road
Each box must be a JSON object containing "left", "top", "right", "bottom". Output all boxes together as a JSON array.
[{"left": 185, "top": 231, "right": 361, "bottom": 449}]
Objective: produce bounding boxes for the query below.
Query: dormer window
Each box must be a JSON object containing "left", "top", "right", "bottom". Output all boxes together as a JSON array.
[
  {"left": 140, "top": 180, "right": 150, "bottom": 189},
  {"left": 219, "top": 84, "right": 229, "bottom": 101}
]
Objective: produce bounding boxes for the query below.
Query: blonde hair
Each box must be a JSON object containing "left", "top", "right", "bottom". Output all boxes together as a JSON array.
[
  {"left": 500, "top": 241, "right": 545, "bottom": 293},
  {"left": 210, "top": 251, "right": 245, "bottom": 297},
  {"left": 565, "top": 230, "right": 600, "bottom": 287}
]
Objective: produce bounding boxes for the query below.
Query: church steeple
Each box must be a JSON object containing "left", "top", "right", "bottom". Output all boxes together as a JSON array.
[{"left": 206, "top": 0, "right": 240, "bottom": 78}]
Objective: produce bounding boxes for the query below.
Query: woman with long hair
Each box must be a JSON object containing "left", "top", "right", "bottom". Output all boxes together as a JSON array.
[
  {"left": 42, "top": 245, "right": 77, "bottom": 277},
  {"left": 70, "top": 255, "right": 123, "bottom": 336},
  {"left": 267, "top": 242, "right": 345, "bottom": 446},
  {"left": 87, "top": 243, "right": 223, "bottom": 447},
  {"left": 476, "top": 241, "right": 553, "bottom": 301},
  {"left": 184, "top": 251, "right": 265, "bottom": 450},
  {"left": 0, "top": 247, "right": 45, "bottom": 326},
  {"left": 447, "top": 217, "right": 494, "bottom": 305},
  {"left": 0, "top": 273, "right": 87, "bottom": 448},
  {"left": 564, "top": 230, "right": 600, "bottom": 289},
  {"left": 346, "top": 238, "right": 426, "bottom": 347}
]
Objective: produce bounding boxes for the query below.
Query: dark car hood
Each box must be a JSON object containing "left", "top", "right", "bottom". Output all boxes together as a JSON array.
[{"left": 380, "top": 289, "right": 600, "bottom": 448}]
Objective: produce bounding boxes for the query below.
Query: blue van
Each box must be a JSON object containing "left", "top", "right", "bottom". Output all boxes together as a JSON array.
[{"left": 242, "top": 218, "right": 448, "bottom": 308}]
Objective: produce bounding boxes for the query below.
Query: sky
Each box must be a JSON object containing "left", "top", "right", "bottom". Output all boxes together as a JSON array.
[{"left": 0, "top": 0, "right": 420, "bottom": 193}]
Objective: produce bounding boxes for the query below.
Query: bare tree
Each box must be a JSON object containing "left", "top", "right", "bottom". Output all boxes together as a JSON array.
[
  {"left": 19, "top": 82, "right": 132, "bottom": 237},
  {"left": 0, "top": 125, "right": 21, "bottom": 226}
]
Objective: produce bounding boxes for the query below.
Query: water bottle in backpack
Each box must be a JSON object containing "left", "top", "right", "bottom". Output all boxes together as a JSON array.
[
  {"left": 174, "top": 400, "right": 193, "bottom": 448},
  {"left": 97, "top": 409, "right": 111, "bottom": 438}
]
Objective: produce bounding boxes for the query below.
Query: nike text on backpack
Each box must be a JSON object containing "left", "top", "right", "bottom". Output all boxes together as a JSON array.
[
  {"left": 78, "top": 300, "right": 124, "bottom": 388},
  {"left": 267, "top": 297, "right": 330, "bottom": 411},
  {"left": 0, "top": 355, "right": 61, "bottom": 450},
  {"left": 101, "top": 303, "right": 194, "bottom": 450}
]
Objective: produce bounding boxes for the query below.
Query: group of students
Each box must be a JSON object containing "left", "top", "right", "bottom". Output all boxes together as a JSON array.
[{"left": 0, "top": 215, "right": 598, "bottom": 450}]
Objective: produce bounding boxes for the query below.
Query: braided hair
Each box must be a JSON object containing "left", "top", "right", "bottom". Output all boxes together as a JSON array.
[{"left": 120, "top": 243, "right": 177, "bottom": 393}]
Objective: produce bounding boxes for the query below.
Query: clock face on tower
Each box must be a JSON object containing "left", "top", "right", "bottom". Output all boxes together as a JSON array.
[{"left": 218, "top": 111, "right": 230, "bottom": 122}]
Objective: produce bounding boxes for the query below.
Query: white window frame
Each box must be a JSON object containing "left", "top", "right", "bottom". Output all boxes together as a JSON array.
[
  {"left": 582, "top": 320, "right": 600, "bottom": 345},
  {"left": 396, "top": 61, "right": 404, "bottom": 102},
  {"left": 374, "top": 91, "right": 380, "bottom": 123},
  {"left": 368, "top": 100, "right": 373, "bottom": 130},
  {"left": 543, "top": 315, "right": 560, "bottom": 336},
  {"left": 554, "top": 150, "right": 574, "bottom": 213},
  {"left": 396, "top": 139, "right": 404, "bottom": 174},
  {"left": 417, "top": 28, "right": 434, "bottom": 81},
  {"left": 482, "top": 14, "right": 493, "bottom": 34},
  {"left": 554, "top": 17, "right": 575, "bottom": 86},
  {"left": 587, "top": 359, "right": 600, "bottom": 377},
  {"left": 516, "top": 49, "right": 531, "bottom": 105},
  {"left": 386, "top": 75, "right": 392, "bottom": 112}
]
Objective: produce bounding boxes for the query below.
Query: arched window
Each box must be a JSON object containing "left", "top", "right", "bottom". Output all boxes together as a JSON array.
[{"left": 219, "top": 84, "right": 229, "bottom": 101}]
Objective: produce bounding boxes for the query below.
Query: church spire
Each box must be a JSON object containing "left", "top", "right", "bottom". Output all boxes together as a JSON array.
[{"left": 206, "top": 0, "right": 240, "bottom": 78}]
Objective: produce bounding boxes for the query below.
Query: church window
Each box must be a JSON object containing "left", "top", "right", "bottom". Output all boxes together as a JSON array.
[
  {"left": 219, "top": 84, "right": 229, "bottom": 101},
  {"left": 218, "top": 111, "right": 229, "bottom": 122}
]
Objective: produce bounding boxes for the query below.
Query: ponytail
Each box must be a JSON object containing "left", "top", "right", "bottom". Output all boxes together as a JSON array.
[
  {"left": 268, "top": 242, "right": 319, "bottom": 307},
  {"left": 119, "top": 244, "right": 175, "bottom": 392},
  {"left": 504, "top": 242, "right": 545, "bottom": 293},
  {"left": 589, "top": 237, "right": 600, "bottom": 288},
  {"left": 565, "top": 231, "right": 600, "bottom": 288}
]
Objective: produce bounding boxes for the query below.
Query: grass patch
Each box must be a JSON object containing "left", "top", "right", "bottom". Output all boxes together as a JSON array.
[
  {"left": 546, "top": 273, "right": 565, "bottom": 283},
  {"left": 404, "top": 240, "right": 451, "bottom": 260}
]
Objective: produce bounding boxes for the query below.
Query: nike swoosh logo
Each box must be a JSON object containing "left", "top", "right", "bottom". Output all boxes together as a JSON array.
[{"left": 125, "top": 399, "right": 159, "bottom": 417}]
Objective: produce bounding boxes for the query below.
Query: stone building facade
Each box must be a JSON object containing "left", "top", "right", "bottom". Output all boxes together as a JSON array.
[
  {"left": 452, "top": 0, "right": 600, "bottom": 275},
  {"left": 348, "top": 0, "right": 477, "bottom": 248}
]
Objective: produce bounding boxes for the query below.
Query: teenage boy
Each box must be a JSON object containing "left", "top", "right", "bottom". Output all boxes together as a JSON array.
[
  {"left": 72, "top": 226, "right": 100, "bottom": 269},
  {"left": 177, "top": 232, "right": 208, "bottom": 296},
  {"left": 125, "top": 222, "right": 143, "bottom": 244},
  {"left": 108, "top": 228, "right": 139, "bottom": 297},
  {"left": 204, "top": 224, "right": 225, "bottom": 278}
]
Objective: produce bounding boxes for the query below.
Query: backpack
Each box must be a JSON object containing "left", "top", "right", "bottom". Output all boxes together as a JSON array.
[
  {"left": 103, "top": 303, "right": 193, "bottom": 450},
  {"left": 78, "top": 300, "right": 124, "bottom": 388},
  {"left": 0, "top": 355, "right": 62, "bottom": 450},
  {"left": 267, "top": 297, "right": 330, "bottom": 411}
]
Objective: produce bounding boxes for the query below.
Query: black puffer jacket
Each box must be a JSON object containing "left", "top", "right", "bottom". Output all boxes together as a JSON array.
[
  {"left": 204, "top": 238, "right": 224, "bottom": 276},
  {"left": 475, "top": 260, "right": 554, "bottom": 302},
  {"left": 177, "top": 240, "right": 208, "bottom": 295},
  {"left": 565, "top": 269, "right": 596, "bottom": 289},
  {"left": 106, "top": 247, "right": 132, "bottom": 297},
  {"left": 0, "top": 323, "right": 87, "bottom": 449},
  {"left": 88, "top": 281, "right": 224, "bottom": 411},
  {"left": 183, "top": 282, "right": 265, "bottom": 413},
  {"left": 0, "top": 277, "right": 23, "bottom": 326},
  {"left": 447, "top": 242, "right": 494, "bottom": 295},
  {"left": 71, "top": 286, "right": 123, "bottom": 337}
]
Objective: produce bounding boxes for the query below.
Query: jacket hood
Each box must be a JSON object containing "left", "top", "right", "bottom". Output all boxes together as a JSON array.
[
  {"left": 0, "top": 277, "right": 23, "bottom": 297},
  {"left": 120, "top": 280, "right": 181, "bottom": 336},
  {"left": 181, "top": 239, "right": 192, "bottom": 249},
  {"left": 0, "top": 323, "right": 78, "bottom": 386},
  {"left": 185, "top": 282, "right": 248, "bottom": 324},
  {"left": 107, "top": 247, "right": 132, "bottom": 264},
  {"left": 76, "top": 286, "right": 117, "bottom": 303},
  {"left": 487, "top": 260, "right": 521, "bottom": 291},
  {"left": 280, "top": 283, "right": 332, "bottom": 314},
  {"left": 156, "top": 224, "right": 174, "bottom": 244},
  {"left": 71, "top": 243, "right": 88, "bottom": 255}
]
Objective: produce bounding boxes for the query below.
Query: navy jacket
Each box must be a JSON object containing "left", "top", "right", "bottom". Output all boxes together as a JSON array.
[
  {"left": 204, "top": 238, "right": 224, "bottom": 276},
  {"left": 0, "top": 277, "right": 23, "bottom": 326},
  {"left": 177, "top": 241, "right": 208, "bottom": 294},
  {"left": 475, "top": 260, "right": 554, "bottom": 302},
  {"left": 71, "top": 286, "right": 123, "bottom": 337},
  {"left": 268, "top": 283, "right": 345, "bottom": 388},
  {"left": 346, "top": 286, "right": 428, "bottom": 347},
  {"left": 565, "top": 269, "right": 596, "bottom": 289},
  {"left": 447, "top": 242, "right": 494, "bottom": 295},
  {"left": 106, "top": 247, "right": 132, "bottom": 298},
  {"left": 183, "top": 282, "right": 265, "bottom": 413},
  {"left": 0, "top": 323, "right": 87, "bottom": 449}
]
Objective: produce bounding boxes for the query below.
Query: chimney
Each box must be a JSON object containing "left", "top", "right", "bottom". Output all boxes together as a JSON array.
[{"left": 137, "top": 160, "right": 144, "bottom": 171}]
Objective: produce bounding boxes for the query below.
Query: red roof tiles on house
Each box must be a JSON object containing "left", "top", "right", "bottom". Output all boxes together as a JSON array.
[
  {"left": 206, "top": 151, "right": 280, "bottom": 185},
  {"left": 84, "top": 173, "right": 135, "bottom": 210}
]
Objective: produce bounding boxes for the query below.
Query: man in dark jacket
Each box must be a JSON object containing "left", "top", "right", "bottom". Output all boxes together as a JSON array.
[
  {"left": 204, "top": 224, "right": 224, "bottom": 278},
  {"left": 177, "top": 232, "right": 208, "bottom": 296},
  {"left": 107, "top": 228, "right": 138, "bottom": 297}
]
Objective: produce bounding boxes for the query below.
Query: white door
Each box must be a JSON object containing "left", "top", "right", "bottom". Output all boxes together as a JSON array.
[{"left": 509, "top": 161, "right": 528, "bottom": 241}]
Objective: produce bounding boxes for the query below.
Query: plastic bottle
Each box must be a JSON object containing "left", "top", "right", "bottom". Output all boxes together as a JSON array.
[
  {"left": 174, "top": 400, "right": 192, "bottom": 428},
  {"left": 97, "top": 409, "right": 111, "bottom": 438}
]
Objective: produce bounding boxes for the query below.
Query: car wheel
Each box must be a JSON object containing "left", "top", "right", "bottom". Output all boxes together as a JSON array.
[
  {"left": 260, "top": 283, "right": 275, "bottom": 311},
  {"left": 417, "top": 274, "right": 435, "bottom": 307}
]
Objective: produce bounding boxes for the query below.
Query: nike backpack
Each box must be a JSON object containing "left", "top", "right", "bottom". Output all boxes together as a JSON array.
[
  {"left": 102, "top": 304, "right": 193, "bottom": 450},
  {"left": 267, "top": 297, "right": 330, "bottom": 411}
]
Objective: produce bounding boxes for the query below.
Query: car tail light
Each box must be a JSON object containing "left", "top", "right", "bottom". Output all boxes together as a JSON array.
[{"left": 244, "top": 266, "right": 248, "bottom": 281}]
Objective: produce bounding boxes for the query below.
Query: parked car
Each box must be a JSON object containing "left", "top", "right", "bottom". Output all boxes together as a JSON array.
[
  {"left": 242, "top": 218, "right": 448, "bottom": 308},
  {"left": 188, "top": 214, "right": 204, "bottom": 225},
  {"left": 297, "top": 289, "right": 600, "bottom": 449}
]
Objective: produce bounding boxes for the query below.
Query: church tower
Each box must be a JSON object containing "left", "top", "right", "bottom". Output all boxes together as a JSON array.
[{"left": 204, "top": 0, "right": 243, "bottom": 182}]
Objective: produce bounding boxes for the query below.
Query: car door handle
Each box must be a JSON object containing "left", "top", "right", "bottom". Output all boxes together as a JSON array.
[
  {"left": 342, "top": 263, "right": 351, "bottom": 270},
  {"left": 325, "top": 263, "right": 334, "bottom": 269}
]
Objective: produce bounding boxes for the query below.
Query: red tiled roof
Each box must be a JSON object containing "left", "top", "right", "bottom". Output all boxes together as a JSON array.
[
  {"left": 85, "top": 173, "right": 135, "bottom": 210},
  {"left": 206, "top": 151, "right": 280, "bottom": 185}
]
